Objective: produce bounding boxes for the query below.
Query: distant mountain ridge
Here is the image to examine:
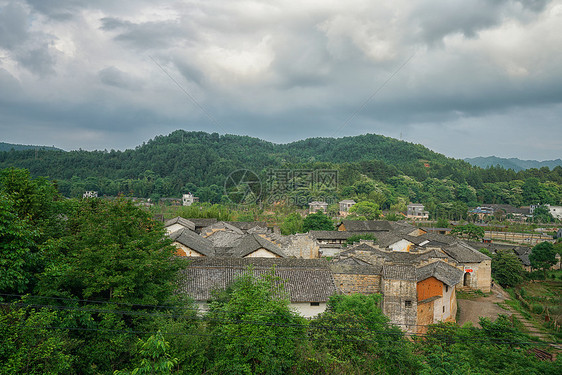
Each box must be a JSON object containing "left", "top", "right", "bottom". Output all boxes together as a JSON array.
[
  {"left": 464, "top": 156, "right": 562, "bottom": 171},
  {"left": 0, "top": 142, "right": 63, "bottom": 152}
]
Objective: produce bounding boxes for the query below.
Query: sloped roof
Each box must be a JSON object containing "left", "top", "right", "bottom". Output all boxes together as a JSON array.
[
  {"left": 185, "top": 218, "right": 218, "bottom": 228},
  {"left": 164, "top": 217, "right": 196, "bottom": 231},
  {"left": 232, "top": 234, "right": 287, "bottom": 258},
  {"left": 178, "top": 257, "right": 336, "bottom": 302},
  {"left": 387, "top": 221, "right": 420, "bottom": 235},
  {"left": 339, "top": 220, "right": 393, "bottom": 232},
  {"left": 201, "top": 222, "right": 244, "bottom": 237},
  {"left": 416, "top": 262, "right": 463, "bottom": 286},
  {"left": 330, "top": 257, "right": 381, "bottom": 275},
  {"left": 169, "top": 228, "right": 214, "bottom": 257},
  {"left": 382, "top": 265, "right": 416, "bottom": 281},
  {"left": 310, "top": 231, "right": 354, "bottom": 240},
  {"left": 441, "top": 241, "right": 491, "bottom": 263},
  {"left": 205, "top": 230, "right": 245, "bottom": 248},
  {"left": 225, "top": 221, "right": 269, "bottom": 231}
]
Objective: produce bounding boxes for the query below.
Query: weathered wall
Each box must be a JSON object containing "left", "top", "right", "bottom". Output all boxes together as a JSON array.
[
  {"left": 173, "top": 243, "right": 204, "bottom": 257},
  {"left": 417, "top": 277, "right": 443, "bottom": 301},
  {"left": 166, "top": 223, "right": 185, "bottom": 234},
  {"left": 333, "top": 274, "right": 381, "bottom": 295},
  {"left": 194, "top": 302, "right": 326, "bottom": 318},
  {"left": 382, "top": 279, "right": 417, "bottom": 333},
  {"left": 416, "top": 299, "right": 435, "bottom": 333},
  {"left": 245, "top": 248, "right": 280, "bottom": 258},
  {"left": 461, "top": 260, "right": 491, "bottom": 292},
  {"left": 291, "top": 302, "right": 327, "bottom": 318},
  {"left": 284, "top": 234, "right": 319, "bottom": 259}
]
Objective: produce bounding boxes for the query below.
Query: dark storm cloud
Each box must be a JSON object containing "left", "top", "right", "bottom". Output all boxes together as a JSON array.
[
  {"left": 98, "top": 66, "right": 143, "bottom": 90},
  {"left": 100, "top": 16, "right": 189, "bottom": 50},
  {"left": 0, "top": 2, "right": 29, "bottom": 49},
  {"left": 0, "top": 0, "right": 561, "bottom": 158},
  {"left": 17, "top": 44, "right": 56, "bottom": 76}
]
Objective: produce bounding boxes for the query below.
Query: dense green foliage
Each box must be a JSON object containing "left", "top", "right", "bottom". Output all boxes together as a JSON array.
[
  {"left": 450, "top": 223, "right": 485, "bottom": 240},
  {"left": 2, "top": 168, "right": 562, "bottom": 374},
  {"left": 1, "top": 131, "right": 561, "bottom": 217},
  {"left": 492, "top": 251, "right": 525, "bottom": 287},
  {"left": 530, "top": 242, "right": 557, "bottom": 276},
  {"left": 280, "top": 212, "right": 304, "bottom": 235},
  {"left": 417, "top": 317, "right": 561, "bottom": 375},
  {"left": 303, "top": 211, "right": 335, "bottom": 231},
  {"left": 345, "top": 233, "right": 377, "bottom": 246},
  {"left": 207, "top": 269, "right": 305, "bottom": 374},
  {"left": 465, "top": 156, "right": 562, "bottom": 172},
  {"left": 348, "top": 201, "right": 381, "bottom": 220}
]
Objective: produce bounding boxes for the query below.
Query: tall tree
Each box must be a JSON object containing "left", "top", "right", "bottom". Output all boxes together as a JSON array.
[
  {"left": 303, "top": 211, "right": 334, "bottom": 231},
  {"left": 530, "top": 241, "right": 557, "bottom": 277},
  {"left": 207, "top": 268, "right": 305, "bottom": 374},
  {"left": 492, "top": 251, "right": 525, "bottom": 287}
]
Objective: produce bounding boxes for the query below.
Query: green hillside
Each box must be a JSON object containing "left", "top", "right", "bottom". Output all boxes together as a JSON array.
[
  {"left": 1, "top": 130, "right": 561, "bottom": 211},
  {"left": 0, "top": 142, "right": 62, "bottom": 152},
  {"left": 465, "top": 156, "right": 562, "bottom": 172}
]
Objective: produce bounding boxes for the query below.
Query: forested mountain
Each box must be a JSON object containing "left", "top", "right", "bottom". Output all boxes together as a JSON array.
[
  {"left": 0, "top": 141, "right": 62, "bottom": 152},
  {"left": 465, "top": 156, "right": 562, "bottom": 172},
  {"left": 1, "top": 130, "right": 561, "bottom": 210}
]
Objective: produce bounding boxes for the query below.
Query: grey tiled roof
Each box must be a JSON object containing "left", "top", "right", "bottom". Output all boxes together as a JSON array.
[
  {"left": 231, "top": 234, "right": 287, "bottom": 258},
  {"left": 339, "top": 220, "right": 393, "bottom": 232},
  {"left": 205, "top": 230, "right": 245, "bottom": 248},
  {"left": 168, "top": 228, "right": 214, "bottom": 257},
  {"left": 225, "top": 221, "right": 269, "bottom": 232},
  {"left": 415, "top": 262, "right": 463, "bottom": 286},
  {"left": 310, "top": 231, "right": 354, "bottom": 240},
  {"left": 164, "top": 217, "right": 196, "bottom": 231},
  {"left": 201, "top": 222, "right": 244, "bottom": 237},
  {"left": 441, "top": 241, "right": 491, "bottom": 263},
  {"left": 382, "top": 265, "right": 416, "bottom": 281},
  {"left": 387, "top": 221, "right": 419, "bottom": 235},
  {"left": 184, "top": 218, "right": 218, "bottom": 231},
  {"left": 340, "top": 243, "right": 453, "bottom": 265},
  {"left": 330, "top": 257, "right": 382, "bottom": 275},
  {"left": 178, "top": 257, "right": 336, "bottom": 302}
]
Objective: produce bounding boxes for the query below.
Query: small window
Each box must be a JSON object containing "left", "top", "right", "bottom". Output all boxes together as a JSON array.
[
  {"left": 445, "top": 285, "right": 449, "bottom": 293},
  {"left": 443, "top": 306, "right": 445, "bottom": 313},
  {"left": 405, "top": 300, "right": 412, "bottom": 308},
  {"left": 310, "top": 302, "right": 320, "bottom": 306}
]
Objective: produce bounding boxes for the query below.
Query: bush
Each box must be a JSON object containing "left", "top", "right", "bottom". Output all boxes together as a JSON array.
[{"left": 531, "top": 303, "right": 544, "bottom": 314}]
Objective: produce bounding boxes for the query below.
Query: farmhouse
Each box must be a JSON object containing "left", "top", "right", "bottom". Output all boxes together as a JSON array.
[{"left": 178, "top": 257, "right": 337, "bottom": 318}]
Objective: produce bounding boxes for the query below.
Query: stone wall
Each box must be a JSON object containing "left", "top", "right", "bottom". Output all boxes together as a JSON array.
[
  {"left": 333, "top": 273, "right": 381, "bottom": 295},
  {"left": 284, "top": 234, "right": 319, "bottom": 259},
  {"left": 461, "top": 260, "right": 491, "bottom": 292},
  {"left": 381, "top": 279, "right": 417, "bottom": 332}
]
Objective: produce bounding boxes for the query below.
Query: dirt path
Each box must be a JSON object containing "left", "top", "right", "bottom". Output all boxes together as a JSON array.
[
  {"left": 457, "top": 285, "right": 561, "bottom": 350},
  {"left": 457, "top": 284, "right": 511, "bottom": 327}
]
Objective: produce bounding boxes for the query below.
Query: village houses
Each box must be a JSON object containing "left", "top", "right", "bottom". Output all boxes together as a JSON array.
[{"left": 166, "top": 217, "right": 492, "bottom": 330}]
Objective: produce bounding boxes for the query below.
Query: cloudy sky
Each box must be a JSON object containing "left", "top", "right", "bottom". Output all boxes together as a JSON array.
[{"left": 0, "top": 0, "right": 561, "bottom": 160}]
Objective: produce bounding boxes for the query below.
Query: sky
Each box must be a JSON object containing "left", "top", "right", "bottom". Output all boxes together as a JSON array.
[{"left": 0, "top": 0, "right": 561, "bottom": 160}]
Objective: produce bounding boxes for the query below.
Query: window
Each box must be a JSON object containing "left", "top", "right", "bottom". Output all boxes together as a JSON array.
[
  {"left": 310, "top": 302, "right": 320, "bottom": 306},
  {"left": 443, "top": 306, "right": 445, "bottom": 313},
  {"left": 445, "top": 285, "right": 449, "bottom": 293},
  {"left": 405, "top": 300, "right": 412, "bottom": 308}
]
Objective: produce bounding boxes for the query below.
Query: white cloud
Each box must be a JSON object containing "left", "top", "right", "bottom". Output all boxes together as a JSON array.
[{"left": 0, "top": 0, "right": 560, "bottom": 160}]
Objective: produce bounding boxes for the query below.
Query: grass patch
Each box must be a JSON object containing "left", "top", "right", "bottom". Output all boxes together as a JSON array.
[{"left": 456, "top": 289, "right": 489, "bottom": 300}]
